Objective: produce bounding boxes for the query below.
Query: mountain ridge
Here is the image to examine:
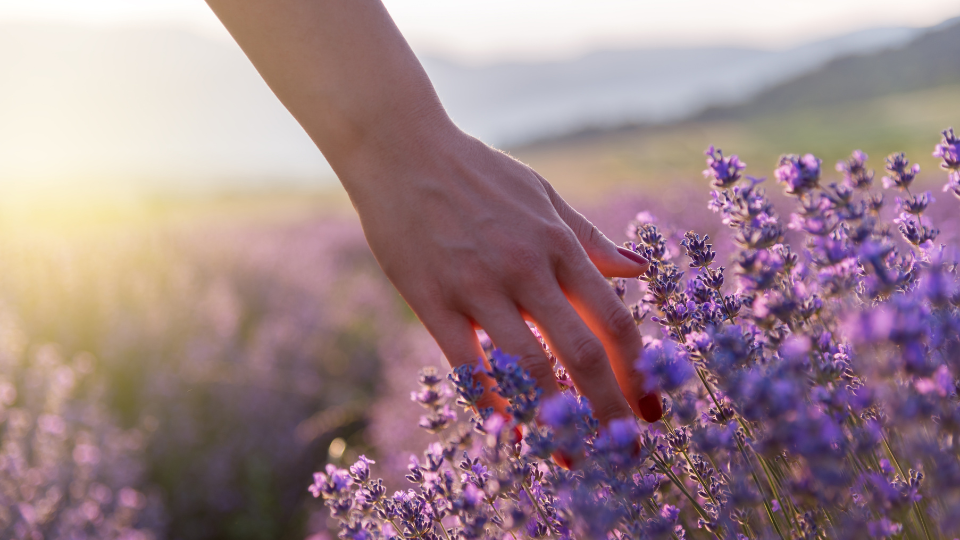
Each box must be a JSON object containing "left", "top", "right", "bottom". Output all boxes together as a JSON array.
[
  {"left": 0, "top": 20, "right": 944, "bottom": 193},
  {"left": 694, "top": 17, "right": 960, "bottom": 122}
]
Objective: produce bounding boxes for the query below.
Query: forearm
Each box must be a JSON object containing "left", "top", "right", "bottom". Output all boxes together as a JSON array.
[
  {"left": 205, "top": 0, "right": 458, "bottom": 194},
  {"left": 207, "top": 0, "right": 661, "bottom": 428}
]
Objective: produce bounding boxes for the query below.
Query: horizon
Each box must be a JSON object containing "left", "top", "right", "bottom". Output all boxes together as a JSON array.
[
  {"left": 1, "top": 1, "right": 959, "bottom": 63},
  {"left": 1, "top": 5, "right": 958, "bottom": 211}
]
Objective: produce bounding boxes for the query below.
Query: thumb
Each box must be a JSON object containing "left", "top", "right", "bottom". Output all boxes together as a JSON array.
[{"left": 539, "top": 175, "right": 648, "bottom": 278}]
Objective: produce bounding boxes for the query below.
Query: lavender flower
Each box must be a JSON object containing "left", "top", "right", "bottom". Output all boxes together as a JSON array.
[
  {"left": 836, "top": 149, "right": 874, "bottom": 189},
  {"left": 896, "top": 191, "right": 935, "bottom": 215},
  {"left": 703, "top": 145, "right": 747, "bottom": 188},
  {"left": 934, "top": 127, "right": 960, "bottom": 174},
  {"left": 882, "top": 152, "right": 921, "bottom": 190},
  {"left": 775, "top": 153, "right": 822, "bottom": 195},
  {"left": 935, "top": 127, "right": 960, "bottom": 199}
]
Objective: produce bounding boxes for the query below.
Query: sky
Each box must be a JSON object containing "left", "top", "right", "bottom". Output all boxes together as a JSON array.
[{"left": 2, "top": 0, "right": 960, "bottom": 62}]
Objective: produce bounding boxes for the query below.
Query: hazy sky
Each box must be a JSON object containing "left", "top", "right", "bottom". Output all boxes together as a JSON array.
[{"left": 2, "top": 0, "right": 960, "bottom": 62}]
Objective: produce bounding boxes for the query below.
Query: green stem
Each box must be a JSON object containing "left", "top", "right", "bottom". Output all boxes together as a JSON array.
[
  {"left": 436, "top": 519, "right": 453, "bottom": 540},
  {"left": 735, "top": 438, "right": 787, "bottom": 540},
  {"left": 647, "top": 497, "right": 683, "bottom": 540},
  {"left": 487, "top": 498, "right": 519, "bottom": 540},
  {"left": 694, "top": 363, "right": 799, "bottom": 537},
  {"left": 881, "top": 435, "right": 933, "bottom": 540},
  {"left": 649, "top": 451, "right": 710, "bottom": 522},
  {"left": 521, "top": 481, "right": 562, "bottom": 538},
  {"left": 662, "top": 417, "right": 722, "bottom": 509}
]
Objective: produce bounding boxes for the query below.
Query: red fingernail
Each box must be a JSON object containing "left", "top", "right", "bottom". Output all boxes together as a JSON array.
[
  {"left": 617, "top": 246, "right": 649, "bottom": 267},
  {"left": 511, "top": 426, "right": 523, "bottom": 445},
  {"left": 629, "top": 438, "right": 642, "bottom": 458},
  {"left": 638, "top": 393, "right": 663, "bottom": 423},
  {"left": 553, "top": 451, "right": 574, "bottom": 470}
]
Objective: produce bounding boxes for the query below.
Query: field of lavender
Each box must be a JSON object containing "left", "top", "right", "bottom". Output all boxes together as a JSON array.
[
  {"left": 2, "top": 118, "right": 959, "bottom": 539},
  {"left": 314, "top": 129, "right": 960, "bottom": 539},
  {"left": 0, "top": 214, "right": 452, "bottom": 538}
]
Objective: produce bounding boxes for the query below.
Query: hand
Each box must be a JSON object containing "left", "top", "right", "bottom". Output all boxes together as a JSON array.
[
  {"left": 342, "top": 122, "right": 663, "bottom": 425},
  {"left": 205, "top": 0, "right": 661, "bottom": 425}
]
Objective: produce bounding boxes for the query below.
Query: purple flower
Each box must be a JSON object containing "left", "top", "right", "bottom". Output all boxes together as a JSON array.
[
  {"left": 538, "top": 392, "right": 584, "bottom": 428},
  {"left": 882, "top": 152, "right": 920, "bottom": 190},
  {"left": 836, "top": 149, "right": 874, "bottom": 188},
  {"left": 309, "top": 464, "right": 352, "bottom": 498},
  {"left": 945, "top": 175, "right": 960, "bottom": 200},
  {"left": 636, "top": 339, "right": 694, "bottom": 393},
  {"left": 895, "top": 191, "right": 934, "bottom": 215},
  {"left": 933, "top": 127, "right": 960, "bottom": 172},
  {"left": 660, "top": 504, "right": 680, "bottom": 523},
  {"left": 867, "top": 518, "right": 902, "bottom": 538},
  {"left": 939, "top": 128, "right": 960, "bottom": 198},
  {"left": 775, "top": 153, "right": 821, "bottom": 195},
  {"left": 703, "top": 146, "right": 747, "bottom": 188},
  {"left": 449, "top": 362, "right": 486, "bottom": 409},
  {"left": 895, "top": 213, "right": 939, "bottom": 247},
  {"left": 680, "top": 231, "right": 716, "bottom": 268},
  {"left": 348, "top": 455, "right": 375, "bottom": 482}
]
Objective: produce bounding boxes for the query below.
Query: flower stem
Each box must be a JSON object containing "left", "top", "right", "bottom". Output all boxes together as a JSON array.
[{"left": 881, "top": 434, "right": 932, "bottom": 540}]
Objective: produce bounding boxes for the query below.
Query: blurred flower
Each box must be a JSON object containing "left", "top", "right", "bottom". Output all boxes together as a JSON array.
[
  {"left": 882, "top": 151, "right": 920, "bottom": 190},
  {"left": 702, "top": 146, "right": 746, "bottom": 188},
  {"left": 836, "top": 149, "right": 874, "bottom": 189},
  {"left": 775, "top": 153, "right": 821, "bottom": 195}
]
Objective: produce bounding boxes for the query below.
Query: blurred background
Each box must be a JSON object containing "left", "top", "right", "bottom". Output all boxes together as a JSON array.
[{"left": 1, "top": 1, "right": 959, "bottom": 538}]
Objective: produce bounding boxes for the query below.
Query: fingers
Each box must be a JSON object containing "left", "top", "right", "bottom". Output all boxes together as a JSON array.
[
  {"left": 538, "top": 173, "right": 649, "bottom": 278},
  {"left": 470, "top": 302, "right": 561, "bottom": 402},
  {"left": 516, "top": 285, "right": 637, "bottom": 427},
  {"left": 419, "top": 308, "right": 508, "bottom": 417},
  {"left": 553, "top": 248, "right": 663, "bottom": 423}
]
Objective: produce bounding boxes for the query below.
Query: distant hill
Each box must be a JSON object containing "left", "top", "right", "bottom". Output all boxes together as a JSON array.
[
  {"left": 426, "top": 26, "right": 921, "bottom": 146},
  {"left": 0, "top": 21, "right": 938, "bottom": 194},
  {"left": 697, "top": 17, "right": 960, "bottom": 121}
]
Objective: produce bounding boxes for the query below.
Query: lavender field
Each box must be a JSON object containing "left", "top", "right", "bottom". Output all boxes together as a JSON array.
[
  {"left": 314, "top": 129, "right": 960, "bottom": 539},
  {"left": 0, "top": 212, "right": 444, "bottom": 538},
  {"left": 1, "top": 67, "right": 959, "bottom": 537},
  {"left": 5, "top": 3, "right": 960, "bottom": 538},
  {"left": 3, "top": 124, "right": 959, "bottom": 538}
]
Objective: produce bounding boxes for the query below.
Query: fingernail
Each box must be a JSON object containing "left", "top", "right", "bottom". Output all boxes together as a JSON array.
[
  {"left": 617, "top": 246, "right": 648, "bottom": 267},
  {"left": 629, "top": 438, "right": 642, "bottom": 458},
  {"left": 638, "top": 393, "right": 663, "bottom": 423},
  {"left": 553, "top": 451, "right": 574, "bottom": 470}
]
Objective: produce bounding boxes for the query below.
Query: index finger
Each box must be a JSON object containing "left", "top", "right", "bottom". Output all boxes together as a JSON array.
[
  {"left": 418, "top": 308, "right": 511, "bottom": 420},
  {"left": 555, "top": 247, "right": 663, "bottom": 423},
  {"left": 516, "top": 283, "right": 635, "bottom": 426}
]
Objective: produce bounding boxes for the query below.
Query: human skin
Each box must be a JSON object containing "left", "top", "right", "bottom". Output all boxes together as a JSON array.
[{"left": 205, "top": 0, "right": 662, "bottom": 425}]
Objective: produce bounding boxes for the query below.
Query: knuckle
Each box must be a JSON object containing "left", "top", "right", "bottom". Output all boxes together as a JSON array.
[
  {"left": 516, "top": 352, "right": 555, "bottom": 384},
  {"left": 566, "top": 336, "right": 607, "bottom": 374},
  {"left": 585, "top": 223, "right": 603, "bottom": 244},
  {"left": 592, "top": 399, "right": 632, "bottom": 423},
  {"left": 543, "top": 222, "right": 577, "bottom": 247},
  {"left": 456, "top": 264, "right": 487, "bottom": 291},
  {"left": 451, "top": 269, "right": 493, "bottom": 309},
  {"left": 550, "top": 229, "right": 583, "bottom": 259},
  {"left": 603, "top": 306, "right": 639, "bottom": 343},
  {"left": 502, "top": 243, "right": 544, "bottom": 277},
  {"left": 476, "top": 393, "right": 504, "bottom": 413}
]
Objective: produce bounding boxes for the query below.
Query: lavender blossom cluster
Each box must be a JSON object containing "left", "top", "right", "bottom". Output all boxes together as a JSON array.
[
  {"left": 311, "top": 129, "right": 960, "bottom": 539},
  {"left": 0, "top": 338, "right": 159, "bottom": 539}
]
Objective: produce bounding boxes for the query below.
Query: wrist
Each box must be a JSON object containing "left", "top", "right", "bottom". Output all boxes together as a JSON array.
[{"left": 334, "top": 101, "right": 473, "bottom": 207}]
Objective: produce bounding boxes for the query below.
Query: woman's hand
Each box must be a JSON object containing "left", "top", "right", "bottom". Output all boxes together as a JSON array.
[
  {"left": 340, "top": 120, "right": 662, "bottom": 424},
  {"left": 206, "top": 0, "right": 661, "bottom": 424}
]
